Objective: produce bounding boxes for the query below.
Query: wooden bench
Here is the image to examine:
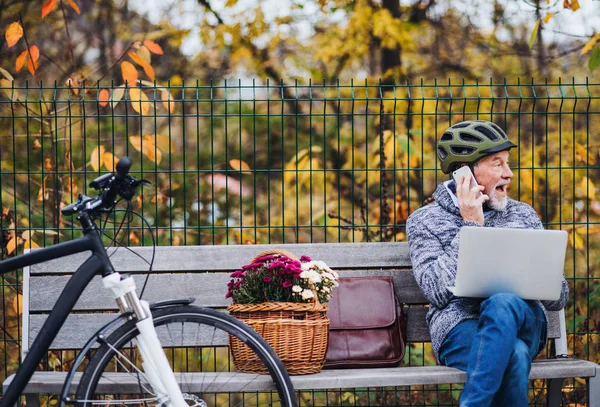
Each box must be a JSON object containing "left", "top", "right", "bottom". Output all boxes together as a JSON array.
[{"left": 4, "top": 242, "right": 600, "bottom": 406}]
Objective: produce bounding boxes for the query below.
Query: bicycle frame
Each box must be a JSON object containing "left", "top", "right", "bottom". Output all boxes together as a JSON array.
[{"left": 0, "top": 224, "right": 113, "bottom": 407}]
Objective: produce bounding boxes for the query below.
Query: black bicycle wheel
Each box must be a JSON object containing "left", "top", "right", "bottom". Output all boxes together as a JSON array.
[{"left": 74, "top": 305, "right": 297, "bottom": 407}]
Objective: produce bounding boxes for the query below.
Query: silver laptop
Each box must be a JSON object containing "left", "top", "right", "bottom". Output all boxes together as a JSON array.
[{"left": 447, "top": 226, "right": 568, "bottom": 301}]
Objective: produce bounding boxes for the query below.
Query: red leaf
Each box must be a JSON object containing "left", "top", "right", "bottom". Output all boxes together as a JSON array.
[
  {"left": 121, "top": 61, "right": 138, "bottom": 85},
  {"left": 143, "top": 40, "right": 164, "bottom": 55},
  {"left": 15, "top": 50, "right": 27, "bottom": 72},
  {"left": 42, "top": 0, "right": 57, "bottom": 18},
  {"left": 98, "top": 89, "right": 109, "bottom": 107},
  {"left": 26, "top": 46, "right": 39, "bottom": 75},
  {"left": 128, "top": 51, "right": 155, "bottom": 81},
  {"left": 29, "top": 45, "right": 39, "bottom": 62},
  {"left": 27, "top": 56, "right": 37, "bottom": 75},
  {"left": 66, "top": 0, "right": 80, "bottom": 14}
]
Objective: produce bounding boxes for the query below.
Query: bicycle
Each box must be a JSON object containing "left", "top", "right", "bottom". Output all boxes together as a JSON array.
[{"left": 0, "top": 157, "right": 297, "bottom": 407}]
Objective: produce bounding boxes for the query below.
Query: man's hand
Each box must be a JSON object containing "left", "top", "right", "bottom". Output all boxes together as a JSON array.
[{"left": 456, "top": 174, "right": 489, "bottom": 225}]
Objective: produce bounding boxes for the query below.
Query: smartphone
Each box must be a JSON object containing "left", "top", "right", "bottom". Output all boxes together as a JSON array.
[{"left": 452, "top": 166, "right": 481, "bottom": 198}]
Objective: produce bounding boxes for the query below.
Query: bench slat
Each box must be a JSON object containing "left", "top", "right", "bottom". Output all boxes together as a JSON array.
[
  {"left": 28, "top": 313, "right": 230, "bottom": 350},
  {"left": 30, "top": 308, "right": 433, "bottom": 350},
  {"left": 29, "top": 269, "right": 427, "bottom": 312},
  {"left": 29, "top": 243, "right": 412, "bottom": 274},
  {"left": 5, "top": 359, "right": 597, "bottom": 395}
]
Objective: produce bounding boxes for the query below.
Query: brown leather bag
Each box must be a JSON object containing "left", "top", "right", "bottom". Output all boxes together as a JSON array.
[{"left": 324, "top": 276, "right": 407, "bottom": 368}]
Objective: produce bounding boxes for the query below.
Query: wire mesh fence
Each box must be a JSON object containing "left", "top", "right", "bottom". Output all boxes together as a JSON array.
[{"left": 0, "top": 78, "right": 598, "bottom": 405}]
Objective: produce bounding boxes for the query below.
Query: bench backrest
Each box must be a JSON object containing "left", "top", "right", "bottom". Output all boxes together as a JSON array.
[{"left": 24, "top": 242, "right": 564, "bottom": 354}]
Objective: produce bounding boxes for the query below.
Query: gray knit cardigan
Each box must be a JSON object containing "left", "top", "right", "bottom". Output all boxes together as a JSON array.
[{"left": 406, "top": 181, "right": 569, "bottom": 359}]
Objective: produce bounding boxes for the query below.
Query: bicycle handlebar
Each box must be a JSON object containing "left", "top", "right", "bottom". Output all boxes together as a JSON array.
[{"left": 62, "top": 157, "right": 149, "bottom": 217}]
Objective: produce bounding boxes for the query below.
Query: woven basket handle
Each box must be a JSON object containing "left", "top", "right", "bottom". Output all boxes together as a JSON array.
[
  {"left": 251, "top": 249, "right": 321, "bottom": 306},
  {"left": 252, "top": 249, "right": 299, "bottom": 262}
]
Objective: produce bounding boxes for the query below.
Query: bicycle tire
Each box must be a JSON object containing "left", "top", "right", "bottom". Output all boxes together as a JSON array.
[{"left": 74, "top": 305, "right": 297, "bottom": 407}]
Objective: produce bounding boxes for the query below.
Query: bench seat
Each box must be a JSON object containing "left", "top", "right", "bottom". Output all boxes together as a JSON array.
[{"left": 5, "top": 359, "right": 599, "bottom": 394}]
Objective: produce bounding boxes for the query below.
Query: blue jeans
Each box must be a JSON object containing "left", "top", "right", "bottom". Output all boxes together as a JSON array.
[{"left": 438, "top": 293, "right": 547, "bottom": 407}]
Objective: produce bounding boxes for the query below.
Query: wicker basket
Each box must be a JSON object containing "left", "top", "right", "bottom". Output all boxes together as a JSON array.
[{"left": 227, "top": 249, "right": 330, "bottom": 375}]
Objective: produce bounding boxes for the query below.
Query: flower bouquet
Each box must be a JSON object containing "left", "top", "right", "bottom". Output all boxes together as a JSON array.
[{"left": 227, "top": 249, "right": 338, "bottom": 375}]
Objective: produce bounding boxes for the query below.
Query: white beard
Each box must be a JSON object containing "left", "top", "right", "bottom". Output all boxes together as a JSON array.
[{"left": 487, "top": 188, "right": 508, "bottom": 211}]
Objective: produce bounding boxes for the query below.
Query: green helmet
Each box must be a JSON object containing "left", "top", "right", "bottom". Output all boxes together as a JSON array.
[{"left": 437, "top": 120, "right": 517, "bottom": 174}]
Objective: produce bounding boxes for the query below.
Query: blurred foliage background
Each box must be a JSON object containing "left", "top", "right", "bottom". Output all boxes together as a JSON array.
[{"left": 1, "top": 0, "right": 600, "bottom": 405}]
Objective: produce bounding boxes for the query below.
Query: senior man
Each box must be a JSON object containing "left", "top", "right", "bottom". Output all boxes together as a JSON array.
[{"left": 406, "top": 120, "right": 569, "bottom": 407}]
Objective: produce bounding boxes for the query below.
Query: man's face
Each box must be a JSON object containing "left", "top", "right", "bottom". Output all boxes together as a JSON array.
[{"left": 473, "top": 150, "right": 514, "bottom": 211}]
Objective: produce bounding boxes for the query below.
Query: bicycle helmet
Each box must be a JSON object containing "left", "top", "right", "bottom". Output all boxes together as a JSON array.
[{"left": 437, "top": 120, "right": 517, "bottom": 174}]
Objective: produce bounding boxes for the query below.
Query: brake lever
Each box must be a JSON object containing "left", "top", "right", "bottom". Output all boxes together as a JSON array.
[{"left": 89, "top": 173, "right": 114, "bottom": 190}]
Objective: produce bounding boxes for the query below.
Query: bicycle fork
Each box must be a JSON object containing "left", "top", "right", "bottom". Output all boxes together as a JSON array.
[{"left": 102, "top": 273, "right": 188, "bottom": 407}]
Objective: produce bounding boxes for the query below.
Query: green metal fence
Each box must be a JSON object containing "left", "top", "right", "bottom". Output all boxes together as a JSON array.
[{"left": 0, "top": 78, "right": 598, "bottom": 406}]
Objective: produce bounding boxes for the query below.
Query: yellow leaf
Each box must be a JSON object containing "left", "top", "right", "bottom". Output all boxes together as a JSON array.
[
  {"left": 15, "top": 50, "right": 27, "bottom": 72},
  {"left": 582, "top": 177, "right": 596, "bottom": 200},
  {"left": 21, "top": 230, "right": 33, "bottom": 240},
  {"left": 90, "top": 145, "right": 105, "bottom": 171},
  {"left": 13, "top": 294, "right": 22, "bottom": 314},
  {"left": 229, "top": 159, "right": 251, "bottom": 171},
  {"left": 581, "top": 34, "right": 600, "bottom": 55},
  {"left": 170, "top": 74, "right": 182, "bottom": 86},
  {"left": 42, "top": 0, "right": 57, "bottom": 18},
  {"left": 129, "top": 135, "right": 162, "bottom": 164},
  {"left": 543, "top": 13, "right": 553, "bottom": 23},
  {"left": 37, "top": 176, "right": 49, "bottom": 201},
  {"left": 161, "top": 89, "right": 175, "bottom": 113},
  {"left": 66, "top": 0, "right": 80, "bottom": 14},
  {"left": 570, "top": 230, "right": 585, "bottom": 250},
  {"left": 156, "top": 134, "right": 176, "bottom": 153},
  {"left": 129, "top": 87, "right": 150, "bottom": 115},
  {"left": 110, "top": 86, "right": 125, "bottom": 108},
  {"left": 143, "top": 40, "right": 164, "bottom": 55},
  {"left": 98, "top": 89, "right": 109, "bottom": 107},
  {"left": 129, "top": 231, "right": 140, "bottom": 245},
  {"left": 102, "top": 151, "right": 119, "bottom": 171},
  {"left": 128, "top": 51, "right": 155, "bottom": 81},
  {"left": 138, "top": 46, "right": 152, "bottom": 63},
  {"left": 572, "top": 0, "right": 580, "bottom": 11},
  {"left": 129, "top": 136, "right": 142, "bottom": 151},
  {"left": 6, "top": 237, "right": 16, "bottom": 255},
  {"left": 0, "top": 67, "right": 13, "bottom": 81},
  {"left": 23, "top": 239, "right": 40, "bottom": 249},
  {"left": 529, "top": 19, "right": 540, "bottom": 49},
  {"left": 64, "top": 175, "right": 78, "bottom": 196},
  {"left": 0, "top": 78, "right": 16, "bottom": 100},
  {"left": 5, "top": 22, "right": 23, "bottom": 48},
  {"left": 121, "top": 61, "right": 138, "bottom": 85},
  {"left": 66, "top": 77, "right": 80, "bottom": 95}
]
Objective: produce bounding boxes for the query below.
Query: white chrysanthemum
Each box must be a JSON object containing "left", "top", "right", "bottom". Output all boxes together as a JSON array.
[
  {"left": 301, "top": 289, "right": 314, "bottom": 300},
  {"left": 301, "top": 262, "right": 312, "bottom": 271},
  {"left": 322, "top": 272, "right": 336, "bottom": 281},
  {"left": 300, "top": 269, "right": 321, "bottom": 283},
  {"left": 292, "top": 285, "right": 303, "bottom": 293},
  {"left": 313, "top": 260, "right": 332, "bottom": 272},
  {"left": 322, "top": 286, "right": 331, "bottom": 292}
]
